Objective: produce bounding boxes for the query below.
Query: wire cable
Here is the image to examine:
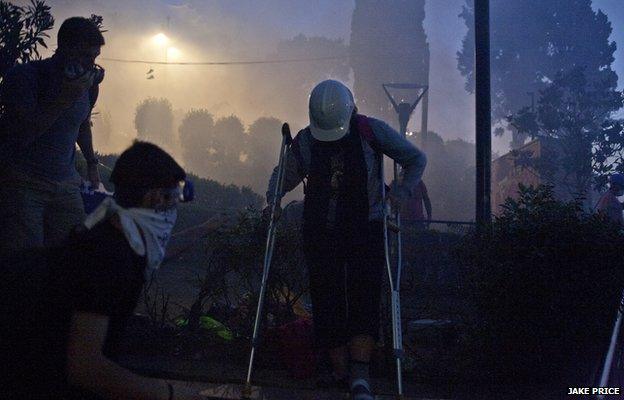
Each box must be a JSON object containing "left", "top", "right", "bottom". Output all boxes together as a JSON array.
[{"left": 100, "top": 55, "right": 349, "bottom": 66}]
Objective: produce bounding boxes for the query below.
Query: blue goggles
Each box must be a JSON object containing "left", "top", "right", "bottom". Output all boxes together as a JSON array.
[
  {"left": 160, "top": 179, "right": 195, "bottom": 205},
  {"left": 179, "top": 179, "right": 195, "bottom": 202}
]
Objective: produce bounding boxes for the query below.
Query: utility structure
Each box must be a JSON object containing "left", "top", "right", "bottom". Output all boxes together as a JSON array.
[
  {"left": 381, "top": 82, "right": 428, "bottom": 399},
  {"left": 475, "top": 0, "right": 492, "bottom": 226},
  {"left": 420, "top": 43, "right": 430, "bottom": 151}
]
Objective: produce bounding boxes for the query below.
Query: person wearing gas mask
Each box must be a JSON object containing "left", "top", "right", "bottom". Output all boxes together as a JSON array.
[
  {"left": 2, "top": 141, "right": 225, "bottom": 399},
  {"left": 0, "top": 16, "right": 106, "bottom": 251},
  {"left": 597, "top": 173, "right": 624, "bottom": 226}
]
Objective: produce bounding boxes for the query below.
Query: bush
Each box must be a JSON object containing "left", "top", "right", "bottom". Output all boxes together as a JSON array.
[
  {"left": 189, "top": 209, "right": 308, "bottom": 338},
  {"left": 0, "top": 0, "right": 54, "bottom": 80},
  {"left": 456, "top": 184, "right": 624, "bottom": 390}
]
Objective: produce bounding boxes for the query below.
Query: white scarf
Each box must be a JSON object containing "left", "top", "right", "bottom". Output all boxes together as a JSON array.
[{"left": 84, "top": 197, "right": 177, "bottom": 276}]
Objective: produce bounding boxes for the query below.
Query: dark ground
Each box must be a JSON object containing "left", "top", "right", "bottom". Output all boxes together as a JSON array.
[{"left": 114, "top": 226, "right": 600, "bottom": 399}]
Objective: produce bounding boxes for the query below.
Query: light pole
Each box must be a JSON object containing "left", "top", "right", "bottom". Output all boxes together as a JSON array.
[
  {"left": 152, "top": 32, "right": 170, "bottom": 88},
  {"left": 381, "top": 82, "right": 428, "bottom": 399},
  {"left": 152, "top": 32, "right": 170, "bottom": 58},
  {"left": 475, "top": 0, "right": 492, "bottom": 227},
  {"left": 151, "top": 32, "right": 182, "bottom": 90},
  {"left": 420, "top": 43, "right": 430, "bottom": 151}
]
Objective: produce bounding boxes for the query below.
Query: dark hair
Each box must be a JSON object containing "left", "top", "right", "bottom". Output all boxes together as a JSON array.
[
  {"left": 111, "top": 141, "right": 186, "bottom": 207},
  {"left": 57, "top": 17, "right": 105, "bottom": 49}
]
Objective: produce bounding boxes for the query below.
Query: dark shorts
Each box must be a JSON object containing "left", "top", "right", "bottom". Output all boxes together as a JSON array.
[{"left": 304, "top": 221, "right": 385, "bottom": 349}]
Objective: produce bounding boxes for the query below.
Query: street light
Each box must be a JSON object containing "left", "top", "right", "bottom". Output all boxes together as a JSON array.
[
  {"left": 152, "top": 32, "right": 170, "bottom": 47},
  {"left": 166, "top": 46, "right": 182, "bottom": 61}
]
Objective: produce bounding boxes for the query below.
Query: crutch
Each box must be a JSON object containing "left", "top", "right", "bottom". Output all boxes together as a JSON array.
[
  {"left": 242, "top": 123, "right": 292, "bottom": 399},
  {"left": 380, "top": 155, "right": 405, "bottom": 399},
  {"left": 596, "top": 289, "right": 624, "bottom": 398}
]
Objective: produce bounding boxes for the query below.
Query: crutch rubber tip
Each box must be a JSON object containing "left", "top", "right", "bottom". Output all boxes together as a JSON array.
[{"left": 241, "top": 384, "right": 253, "bottom": 399}]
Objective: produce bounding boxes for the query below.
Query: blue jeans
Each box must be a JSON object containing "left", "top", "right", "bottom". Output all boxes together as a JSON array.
[{"left": 0, "top": 168, "right": 84, "bottom": 252}]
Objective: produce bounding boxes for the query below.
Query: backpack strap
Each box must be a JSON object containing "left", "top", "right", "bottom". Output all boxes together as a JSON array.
[
  {"left": 354, "top": 114, "right": 378, "bottom": 150},
  {"left": 291, "top": 131, "right": 303, "bottom": 166},
  {"left": 290, "top": 129, "right": 310, "bottom": 182}
]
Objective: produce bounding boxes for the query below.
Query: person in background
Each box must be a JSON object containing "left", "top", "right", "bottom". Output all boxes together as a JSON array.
[
  {"left": 399, "top": 179, "right": 432, "bottom": 229},
  {"left": 596, "top": 173, "right": 624, "bottom": 226},
  {"left": 266, "top": 80, "right": 426, "bottom": 400},
  {"left": 0, "top": 17, "right": 105, "bottom": 251},
  {"left": 2, "top": 142, "right": 223, "bottom": 400}
]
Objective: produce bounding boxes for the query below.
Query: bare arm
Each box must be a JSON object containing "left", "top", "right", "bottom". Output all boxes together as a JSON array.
[
  {"left": 266, "top": 142, "right": 305, "bottom": 205},
  {"left": 77, "top": 119, "right": 101, "bottom": 185},
  {"left": 66, "top": 312, "right": 202, "bottom": 400},
  {"left": 77, "top": 119, "right": 97, "bottom": 163},
  {"left": 369, "top": 118, "right": 427, "bottom": 196}
]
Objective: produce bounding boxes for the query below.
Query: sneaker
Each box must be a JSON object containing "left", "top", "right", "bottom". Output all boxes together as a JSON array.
[{"left": 350, "top": 378, "right": 374, "bottom": 400}]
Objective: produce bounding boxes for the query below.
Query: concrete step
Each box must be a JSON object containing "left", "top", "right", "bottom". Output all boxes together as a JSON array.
[{"left": 199, "top": 382, "right": 451, "bottom": 400}]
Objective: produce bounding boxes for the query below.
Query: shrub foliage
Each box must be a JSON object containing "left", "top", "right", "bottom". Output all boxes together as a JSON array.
[{"left": 457, "top": 184, "right": 624, "bottom": 387}]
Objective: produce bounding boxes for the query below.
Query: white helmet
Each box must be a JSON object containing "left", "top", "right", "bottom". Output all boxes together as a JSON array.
[{"left": 309, "top": 80, "right": 355, "bottom": 142}]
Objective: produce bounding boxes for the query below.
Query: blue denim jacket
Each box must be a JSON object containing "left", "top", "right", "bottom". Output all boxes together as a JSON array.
[{"left": 267, "top": 116, "right": 427, "bottom": 221}]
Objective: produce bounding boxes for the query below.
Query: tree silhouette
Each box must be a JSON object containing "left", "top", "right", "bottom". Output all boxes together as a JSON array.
[
  {"left": 246, "top": 116, "right": 282, "bottom": 191},
  {"left": 458, "top": 0, "right": 618, "bottom": 149},
  {"left": 0, "top": 0, "right": 54, "bottom": 80},
  {"left": 134, "top": 97, "right": 175, "bottom": 151},
  {"left": 179, "top": 108, "right": 215, "bottom": 176},
  {"left": 350, "top": 0, "right": 428, "bottom": 127},
  {"left": 211, "top": 115, "right": 248, "bottom": 185},
  {"left": 178, "top": 109, "right": 252, "bottom": 186},
  {"left": 510, "top": 67, "right": 624, "bottom": 197}
]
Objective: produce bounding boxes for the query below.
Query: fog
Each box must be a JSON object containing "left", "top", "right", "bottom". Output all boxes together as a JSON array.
[
  {"left": 23, "top": 0, "right": 475, "bottom": 152},
  {"left": 13, "top": 0, "right": 623, "bottom": 217}
]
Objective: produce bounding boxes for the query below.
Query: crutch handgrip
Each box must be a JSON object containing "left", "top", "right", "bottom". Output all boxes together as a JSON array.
[
  {"left": 387, "top": 218, "right": 401, "bottom": 233},
  {"left": 282, "top": 123, "right": 292, "bottom": 145}
]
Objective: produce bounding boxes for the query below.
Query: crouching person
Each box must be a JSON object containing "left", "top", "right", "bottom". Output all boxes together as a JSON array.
[
  {"left": 266, "top": 80, "right": 426, "bottom": 400},
  {"left": 2, "top": 141, "right": 207, "bottom": 399}
]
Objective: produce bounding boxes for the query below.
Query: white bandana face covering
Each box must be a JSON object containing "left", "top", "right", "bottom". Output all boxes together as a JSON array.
[{"left": 84, "top": 197, "right": 177, "bottom": 276}]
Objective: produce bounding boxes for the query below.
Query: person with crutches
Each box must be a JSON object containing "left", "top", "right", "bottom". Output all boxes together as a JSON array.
[{"left": 264, "top": 80, "right": 426, "bottom": 399}]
